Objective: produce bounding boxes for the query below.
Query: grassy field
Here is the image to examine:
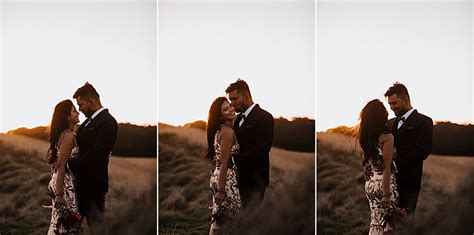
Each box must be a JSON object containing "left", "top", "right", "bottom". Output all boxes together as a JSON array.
[
  {"left": 159, "top": 125, "right": 315, "bottom": 235},
  {"left": 0, "top": 133, "right": 156, "bottom": 234},
  {"left": 317, "top": 132, "right": 474, "bottom": 235}
]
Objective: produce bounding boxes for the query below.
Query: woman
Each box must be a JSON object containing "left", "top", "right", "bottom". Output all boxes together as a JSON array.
[
  {"left": 357, "top": 99, "right": 399, "bottom": 234},
  {"left": 47, "top": 100, "right": 83, "bottom": 234},
  {"left": 204, "top": 97, "right": 241, "bottom": 235}
]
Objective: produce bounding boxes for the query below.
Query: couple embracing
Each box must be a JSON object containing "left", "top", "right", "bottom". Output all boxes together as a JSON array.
[
  {"left": 357, "top": 82, "right": 433, "bottom": 234},
  {"left": 204, "top": 79, "right": 274, "bottom": 234},
  {"left": 47, "top": 83, "right": 118, "bottom": 234}
]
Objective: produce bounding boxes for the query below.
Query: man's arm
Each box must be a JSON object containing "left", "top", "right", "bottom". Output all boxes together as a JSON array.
[
  {"left": 240, "top": 113, "right": 274, "bottom": 160},
  {"left": 237, "top": 113, "right": 273, "bottom": 188},
  {"left": 81, "top": 119, "right": 118, "bottom": 170},
  {"left": 407, "top": 117, "right": 433, "bottom": 162},
  {"left": 254, "top": 114, "right": 274, "bottom": 155}
]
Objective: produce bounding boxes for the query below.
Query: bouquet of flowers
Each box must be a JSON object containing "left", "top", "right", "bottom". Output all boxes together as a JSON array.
[
  {"left": 384, "top": 207, "right": 410, "bottom": 232},
  {"left": 54, "top": 205, "right": 83, "bottom": 234}
]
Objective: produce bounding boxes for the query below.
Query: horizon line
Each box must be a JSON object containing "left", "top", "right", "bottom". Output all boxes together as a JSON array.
[
  {"left": 1, "top": 121, "right": 157, "bottom": 134},
  {"left": 317, "top": 119, "right": 474, "bottom": 132},
  {"left": 159, "top": 115, "right": 316, "bottom": 127}
]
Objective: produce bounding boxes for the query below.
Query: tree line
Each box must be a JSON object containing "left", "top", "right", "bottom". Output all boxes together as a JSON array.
[
  {"left": 325, "top": 122, "right": 474, "bottom": 156},
  {"left": 7, "top": 123, "right": 157, "bottom": 157},
  {"left": 184, "top": 117, "right": 316, "bottom": 152}
]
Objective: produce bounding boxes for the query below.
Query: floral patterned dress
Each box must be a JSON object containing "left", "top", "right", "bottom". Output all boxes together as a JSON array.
[
  {"left": 47, "top": 130, "right": 83, "bottom": 234},
  {"left": 209, "top": 130, "right": 241, "bottom": 226},
  {"left": 363, "top": 147, "right": 399, "bottom": 235}
]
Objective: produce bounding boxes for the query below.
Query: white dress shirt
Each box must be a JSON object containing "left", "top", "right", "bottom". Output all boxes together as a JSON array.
[
  {"left": 239, "top": 103, "right": 257, "bottom": 127},
  {"left": 85, "top": 107, "right": 106, "bottom": 126},
  {"left": 398, "top": 107, "right": 415, "bottom": 129}
]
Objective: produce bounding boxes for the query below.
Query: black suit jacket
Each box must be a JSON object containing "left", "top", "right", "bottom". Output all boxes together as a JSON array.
[
  {"left": 388, "top": 109, "right": 433, "bottom": 190},
  {"left": 69, "top": 109, "right": 118, "bottom": 195},
  {"left": 233, "top": 104, "right": 274, "bottom": 190}
]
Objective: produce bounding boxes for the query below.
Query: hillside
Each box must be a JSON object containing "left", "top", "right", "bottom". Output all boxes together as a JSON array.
[
  {"left": 0, "top": 134, "right": 156, "bottom": 234},
  {"left": 159, "top": 125, "right": 315, "bottom": 234},
  {"left": 317, "top": 132, "right": 474, "bottom": 234}
]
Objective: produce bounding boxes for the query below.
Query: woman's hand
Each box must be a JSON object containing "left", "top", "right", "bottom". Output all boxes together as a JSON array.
[
  {"left": 55, "top": 195, "right": 65, "bottom": 208},
  {"left": 215, "top": 191, "right": 226, "bottom": 205}
]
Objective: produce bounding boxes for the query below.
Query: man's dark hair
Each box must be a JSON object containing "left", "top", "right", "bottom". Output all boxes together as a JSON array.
[
  {"left": 384, "top": 82, "right": 410, "bottom": 99},
  {"left": 225, "top": 79, "right": 252, "bottom": 97},
  {"left": 73, "top": 82, "right": 100, "bottom": 100}
]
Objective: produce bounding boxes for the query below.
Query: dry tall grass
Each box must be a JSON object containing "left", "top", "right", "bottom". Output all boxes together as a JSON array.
[
  {"left": 159, "top": 125, "right": 315, "bottom": 234},
  {"left": 0, "top": 134, "right": 156, "bottom": 234},
  {"left": 317, "top": 132, "right": 474, "bottom": 234}
]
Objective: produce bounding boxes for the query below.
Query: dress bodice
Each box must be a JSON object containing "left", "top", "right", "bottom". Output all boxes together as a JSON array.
[
  {"left": 211, "top": 129, "right": 239, "bottom": 171},
  {"left": 50, "top": 130, "right": 80, "bottom": 173},
  {"left": 363, "top": 147, "right": 396, "bottom": 177}
]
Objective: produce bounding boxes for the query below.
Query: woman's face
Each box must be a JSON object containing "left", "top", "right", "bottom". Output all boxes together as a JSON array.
[
  {"left": 68, "top": 105, "right": 80, "bottom": 125},
  {"left": 220, "top": 100, "right": 236, "bottom": 121}
]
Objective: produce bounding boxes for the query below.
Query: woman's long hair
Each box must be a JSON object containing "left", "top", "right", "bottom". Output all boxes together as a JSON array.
[
  {"left": 357, "top": 99, "right": 389, "bottom": 163},
  {"left": 204, "top": 97, "right": 229, "bottom": 161},
  {"left": 47, "top": 100, "right": 74, "bottom": 164}
]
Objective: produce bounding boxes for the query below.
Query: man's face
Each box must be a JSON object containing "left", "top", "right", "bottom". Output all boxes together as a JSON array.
[
  {"left": 387, "top": 94, "right": 409, "bottom": 117},
  {"left": 76, "top": 96, "right": 93, "bottom": 118},
  {"left": 228, "top": 90, "right": 247, "bottom": 113}
]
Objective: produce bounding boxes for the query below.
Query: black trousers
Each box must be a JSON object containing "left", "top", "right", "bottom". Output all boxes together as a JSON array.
[
  {"left": 398, "top": 187, "right": 420, "bottom": 213},
  {"left": 79, "top": 192, "right": 106, "bottom": 235},
  {"left": 239, "top": 185, "right": 266, "bottom": 208}
]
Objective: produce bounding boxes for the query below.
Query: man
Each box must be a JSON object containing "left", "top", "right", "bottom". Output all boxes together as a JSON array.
[
  {"left": 226, "top": 79, "right": 274, "bottom": 208},
  {"left": 69, "top": 82, "right": 118, "bottom": 234},
  {"left": 385, "top": 82, "right": 433, "bottom": 214}
]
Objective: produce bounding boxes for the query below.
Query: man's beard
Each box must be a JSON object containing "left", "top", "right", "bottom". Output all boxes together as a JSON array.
[
  {"left": 235, "top": 106, "right": 245, "bottom": 113},
  {"left": 396, "top": 107, "right": 409, "bottom": 117}
]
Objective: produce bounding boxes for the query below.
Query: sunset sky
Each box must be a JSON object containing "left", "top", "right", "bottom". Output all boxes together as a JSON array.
[
  {"left": 317, "top": 1, "right": 473, "bottom": 131},
  {"left": 159, "top": 0, "right": 315, "bottom": 126},
  {"left": 0, "top": 0, "right": 156, "bottom": 133},
  {"left": 5, "top": 1, "right": 471, "bottom": 132}
]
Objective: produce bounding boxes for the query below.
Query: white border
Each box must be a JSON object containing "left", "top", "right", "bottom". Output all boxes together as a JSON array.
[
  {"left": 156, "top": 0, "right": 160, "bottom": 232},
  {"left": 472, "top": 0, "right": 474, "bottom": 123},
  {"left": 0, "top": 0, "right": 3, "bottom": 133},
  {"left": 314, "top": 0, "right": 318, "bottom": 233}
]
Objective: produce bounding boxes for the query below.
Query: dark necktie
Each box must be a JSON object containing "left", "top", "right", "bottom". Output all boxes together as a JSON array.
[
  {"left": 396, "top": 116, "right": 406, "bottom": 129},
  {"left": 237, "top": 113, "right": 245, "bottom": 127}
]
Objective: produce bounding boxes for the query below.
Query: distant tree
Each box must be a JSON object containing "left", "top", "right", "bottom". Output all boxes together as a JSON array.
[
  {"left": 7, "top": 126, "right": 49, "bottom": 141},
  {"left": 326, "top": 125, "right": 356, "bottom": 137},
  {"left": 184, "top": 120, "right": 207, "bottom": 130},
  {"left": 113, "top": 123, "right": 157, "bottom": 157},
  {"left": 273, "top": 117, "right": 315, "bottom": 152},
  {"left": 432, "top": 122, "right": 474, "bottom": 156}
]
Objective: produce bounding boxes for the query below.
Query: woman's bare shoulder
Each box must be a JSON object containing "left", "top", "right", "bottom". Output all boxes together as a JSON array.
[
  {"left": 379, "top": 133, "right": 394, "bottom": 143},
  {"left": 59, "top": 130, "right": 75, "bottom": 145},
  {"left": 219, "top": 125, "right": 233, "bottom": 133},
  {"left": 218, "top": 125, "right": 234, "bottom": 140}
]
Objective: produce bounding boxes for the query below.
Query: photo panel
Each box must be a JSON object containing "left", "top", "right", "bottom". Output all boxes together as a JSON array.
[
  {"left": 0, "top": 0, "right": 157, "bottom": 233},
  {"left": 159, "top": 0, "right": 315, "bottom": 234},
  {"left": 317, "top": 1, "right": 474, "bottom": 234}
]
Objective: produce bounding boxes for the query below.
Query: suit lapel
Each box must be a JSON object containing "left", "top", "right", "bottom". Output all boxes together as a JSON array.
[
  {"left": 241, "top": 104, "right": 259, "bottom": 127},
  {"left": 398, "top": 109, "right": 418, "bottom": 134},
  {"left": 87, "top": 109, "right": 108, "bottom": 128},
  {"left": 233, "top": 114, "right": 242, "bottom": 131},
  {"left": 76, "top": 119, "right": 89, "bottom": 142}
]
